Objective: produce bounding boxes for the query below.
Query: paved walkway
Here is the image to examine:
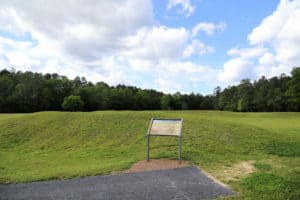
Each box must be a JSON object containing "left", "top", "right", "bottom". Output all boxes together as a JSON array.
[{"left": 0, "top": 167, "right": 235, "bottom": 200}]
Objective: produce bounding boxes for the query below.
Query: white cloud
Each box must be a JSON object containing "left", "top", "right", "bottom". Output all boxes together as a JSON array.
[
  {"left": 227, "top": 46, "right": 267, "bottom": 59},
  {"left": 219, "top": 0, "right": 300, "bottom": 85},
  {"left": 0, "top": 0, "right": 154, "bottom": 61},
  {"left": 121, "top": 26, "right": 189, "bottom": 62},
  {"left": 165, "top": 61, "right": 217, "bottom": 80},
  {"left": 153, "top": 61, "right": 217, "bottom": 93},
  {"left": 0, "top": 0, "right": 154, "bottom": 83},
  {"left": 155, "top": 78, "right": 183, "bottom": 93},
  {"left": 192, "top": 22, "right": 226, "bottom": 37},
  {"left": 217, "top": 46, "right": 266, "bottom": 84},
  {"left": 183, "top": 40, "right": 214, "bottom": 57},
  {"left": 258, "top": 52, "right": 276, "bottom": 66},
  {"left": 0, "top": 0, "right": 227, "bottom": 94},
  {"left": 218, "top": 58, "right": 254, "bottom": 84},
  {"left": 0, "top": 36, "right": 40, "bottom": 70},
  {"left": 0, "top": 8, "right": 31, "bottom": 37},
  {"left": 248, "top": 0, "right": 296, "bottom": 45},
  {"left": 117, "top": 25, "right": 218, "bottom": 93},
  {"left": 167, "top": 0, "right": 195, "bottom": 17},
  {"left": 2, "top": 0, "right": 298, "bottom": 94},
  {"left": 248, "top": 0, "right": 300, "bottom": 76}
]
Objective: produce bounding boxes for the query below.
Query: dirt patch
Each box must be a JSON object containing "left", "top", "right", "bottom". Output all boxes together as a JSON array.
[
  {"left": 215, "top": 161, "right": 255, "bottom": 182},
  {"left": 123, "top": 159, "right": 233, "bottom": 190},
  {"left": 124, "top": 159, "right": 189, "bottom": 173}
]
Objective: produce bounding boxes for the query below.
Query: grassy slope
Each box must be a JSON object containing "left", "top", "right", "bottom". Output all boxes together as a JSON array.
[{"left": 0, "top": 111, "right": 299, "bottom": 199}]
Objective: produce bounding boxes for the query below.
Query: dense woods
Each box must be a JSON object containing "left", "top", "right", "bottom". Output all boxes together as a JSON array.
[{"left": 0, "top": 67, "right": 299, "bottom": 112}]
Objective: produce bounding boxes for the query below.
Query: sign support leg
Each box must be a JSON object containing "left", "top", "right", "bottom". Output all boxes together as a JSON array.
[
  {"left": 147, "top": 134, "right": 150, "bottom": 162},
  {"left": 178, "top": 136, "right": 181, "bottom": 163}
]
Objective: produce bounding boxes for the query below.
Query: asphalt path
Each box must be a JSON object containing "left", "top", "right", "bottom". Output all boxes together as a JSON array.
[{"left": 0, "top": 167, "right": 235, "bottom": 200}]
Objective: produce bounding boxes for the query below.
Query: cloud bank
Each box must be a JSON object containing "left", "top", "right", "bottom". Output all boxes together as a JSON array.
[
  {"left": 0, "top": 0, "right": 299, "bottom": 93},
  {"left": 218, "top": 0, "right": 300, "bottom": 84}
]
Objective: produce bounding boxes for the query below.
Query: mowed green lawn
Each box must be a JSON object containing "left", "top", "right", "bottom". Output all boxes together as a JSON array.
[{"left": 0, "top": 111, "right": 299, "bottom": 199}]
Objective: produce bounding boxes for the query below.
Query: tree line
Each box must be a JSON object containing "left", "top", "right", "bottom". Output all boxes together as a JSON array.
[{"left": 0, "top": 67, "right": 299, "bottom": 112}]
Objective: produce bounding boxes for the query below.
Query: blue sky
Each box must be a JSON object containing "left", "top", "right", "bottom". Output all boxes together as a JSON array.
[{"left": 0, "top": 0, "right": 299, "bottom": 94}]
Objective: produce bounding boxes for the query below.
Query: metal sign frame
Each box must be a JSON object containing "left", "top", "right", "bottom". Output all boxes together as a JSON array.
[{"left": 146, "top": 118, "right": 183, "bottom": 163}]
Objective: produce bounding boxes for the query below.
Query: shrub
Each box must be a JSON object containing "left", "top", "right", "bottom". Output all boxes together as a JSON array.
[{"left": 61, "top": 95, "right": 84, "bottom": 111}]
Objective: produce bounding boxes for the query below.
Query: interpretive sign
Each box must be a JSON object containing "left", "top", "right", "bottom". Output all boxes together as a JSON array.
[
  {"left": 149, "top": 119, "right": 182, "bottom": 136},
  {"left": 146, "top": 118, "right": 183, "bottom": 162}
]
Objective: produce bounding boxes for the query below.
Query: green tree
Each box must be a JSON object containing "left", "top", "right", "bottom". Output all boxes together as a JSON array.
[
  {"left": 214, "top": 86, "right": 221, "bottom": 109},
  {"left": 0, "top": 75, "right": 14, "bottom": 112},
  {"left": 266, "top": 76, "right": 288, "bottom": 111},
  {"left": 61, "top": 95, "right": 84, "bottom": 111},
  {"left": 109, "top": 87, "right": 135, "bottom": 110},
  {"left": 253, "top": 76, "right": 269, "bottom": 111},
  {"left": 172, "top": 92, "right": 182, "bottom": 110},
  {"left": 186, "top": 93, "right": 202, "bottom": 109},
  {"left": 145, "top": 89, "right": 163, "bottom": 110},
  {"left": 135, "top": 90, "right": 151, "bottom": 110},
  {"left": 200, "top": 95, "right": 215, "bottom": 110},
  {"left": 1, "top": 67, "right": 299, "bottom": 113},
  {"left": 237, "top": 79, "right": 253, "bottom": 112},
  {"left": 219, "top": 86, "right": 238, "bottom": 111},
  {"left": 95, "top": 82, "right": 109, "bottom": 110},
  {"left": 287, "top": 67, "right": 300, "bottom": 111},
  {"left": 161, "top": 94, "right": 172, "bottom": 110}
]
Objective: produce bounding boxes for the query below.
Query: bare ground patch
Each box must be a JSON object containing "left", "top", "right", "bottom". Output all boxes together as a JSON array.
[
  {"left": 122, "top": 159, "right": 253, "bottom": 190},
  {"left": 124, "top": 159, "right": 190, "bottom": 173},
  {"left": 214, "top": 161, "right": 255, "bottom": 182}
]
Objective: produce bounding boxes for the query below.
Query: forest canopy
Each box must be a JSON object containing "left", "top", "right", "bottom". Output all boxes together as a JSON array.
[{"left": 0, "top": 67, "right": 299, "bottom": 112}]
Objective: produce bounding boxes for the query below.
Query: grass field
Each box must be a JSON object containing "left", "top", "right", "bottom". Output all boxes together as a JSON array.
[{"left": 0, "top": 111, "right": 299, "bottom": 199}]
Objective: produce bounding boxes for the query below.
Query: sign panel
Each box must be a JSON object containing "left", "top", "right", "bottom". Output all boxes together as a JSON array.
[
  {"left": 148, "top": 119, "right": 182, "bottom": 136},
  {"left": 146, "top": 118, "right": 183, "bottom": 162}
]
